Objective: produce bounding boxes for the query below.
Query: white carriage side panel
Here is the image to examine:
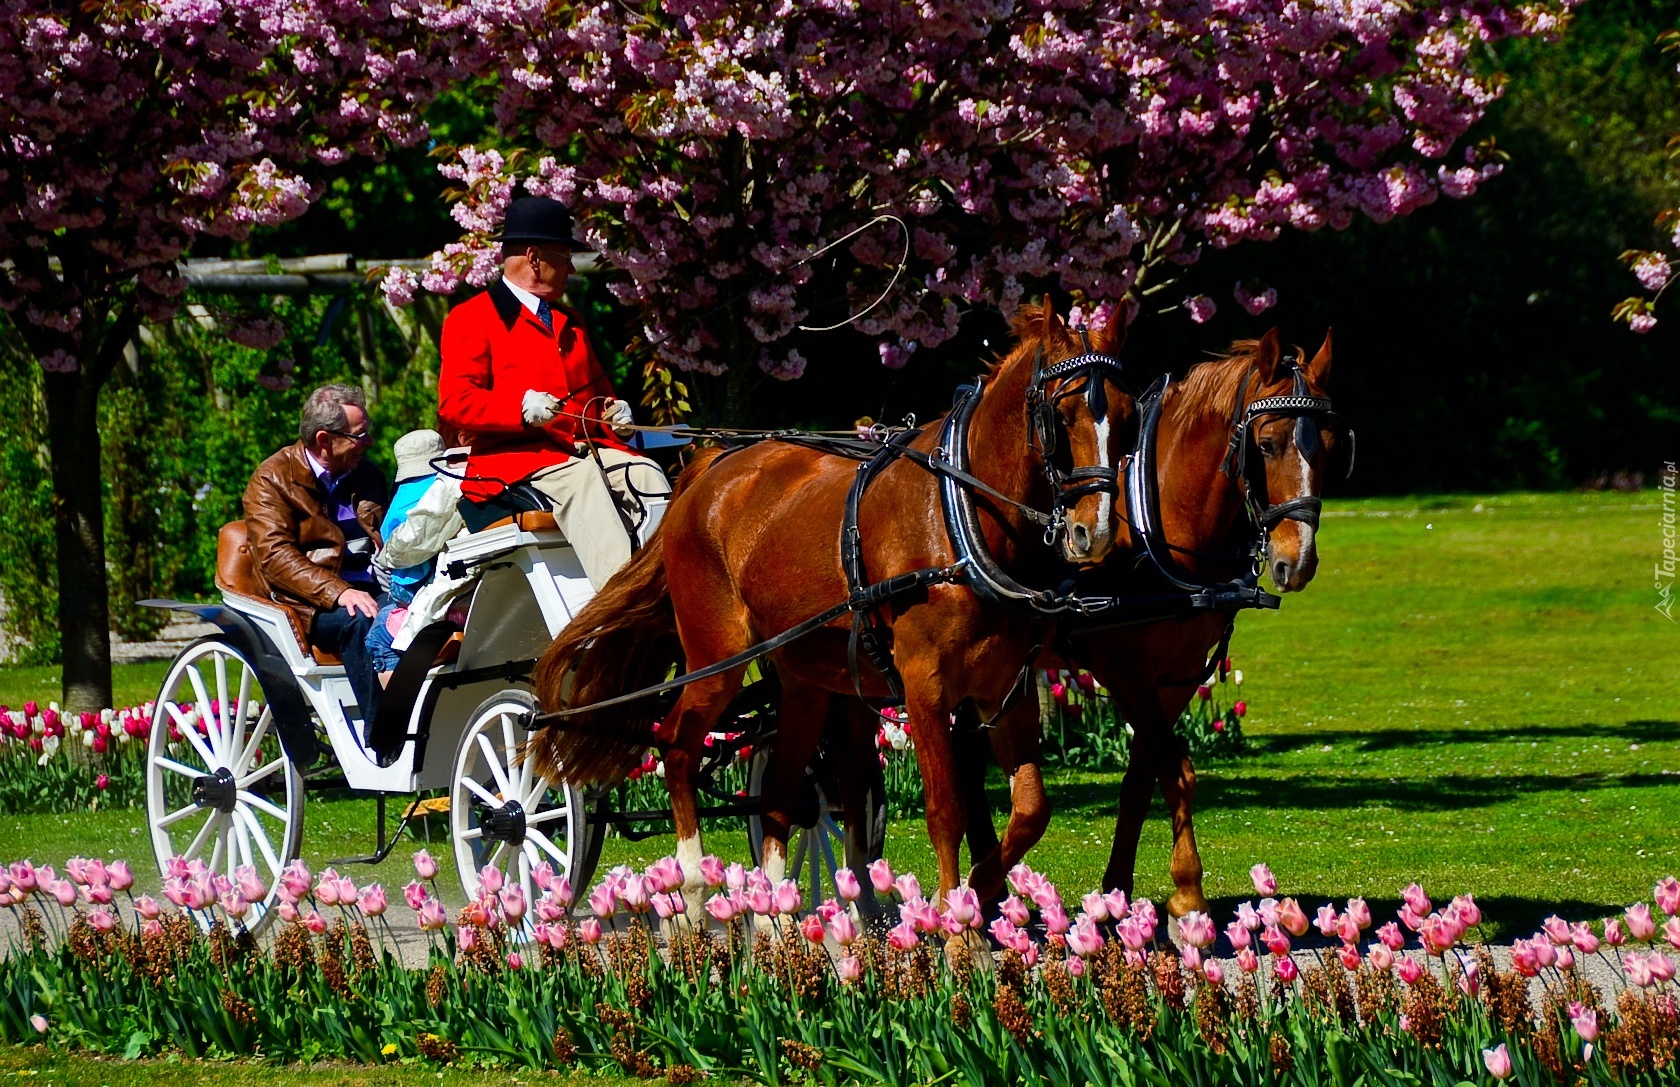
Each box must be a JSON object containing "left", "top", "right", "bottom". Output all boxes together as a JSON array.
[
  {"left": 526, "top": 545, "right": 594, "bottom": 637},
  {"left": 637, "top": 497, "right": 670, "bottom": 546},
  {"left": 412, "top": 679, "right": 535, "bottom": 791},
  {"left": 457, "top": 562, "right": 561, "bottom": 672}
]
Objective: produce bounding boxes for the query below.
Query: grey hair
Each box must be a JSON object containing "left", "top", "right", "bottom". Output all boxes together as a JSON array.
[{"left": 299, "top": 383, "right": 366, "bottom": 444}]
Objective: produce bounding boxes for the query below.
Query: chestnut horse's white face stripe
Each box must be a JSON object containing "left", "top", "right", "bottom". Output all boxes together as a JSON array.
[{"left": 1094, "top": 415, "right": 1113, "bottom": 542}]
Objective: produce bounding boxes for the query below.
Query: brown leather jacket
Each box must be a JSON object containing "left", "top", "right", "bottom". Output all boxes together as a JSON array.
[{"left": 242, "top": 442, "right": 388, "bottom": 638}]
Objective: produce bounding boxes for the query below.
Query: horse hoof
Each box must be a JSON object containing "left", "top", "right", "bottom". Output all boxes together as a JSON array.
[{"left": 943, "top": 929, "right": 991, "bottom": 972}]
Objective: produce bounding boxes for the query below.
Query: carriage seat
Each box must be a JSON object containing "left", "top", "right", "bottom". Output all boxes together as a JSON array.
[
  {"left": 215, "top": 520, "right": 343, "bottom": 665},
  {"left": 482, "top": 510, "right": 558, "bottom": 532}
]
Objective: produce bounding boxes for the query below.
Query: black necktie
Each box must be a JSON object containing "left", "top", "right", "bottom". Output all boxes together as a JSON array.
[{"left": 536, "top": 299, "right": 553, "bottom": 331}]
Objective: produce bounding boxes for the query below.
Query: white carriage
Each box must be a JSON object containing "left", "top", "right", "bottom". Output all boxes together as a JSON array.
[{"left": 143, "top": 495, "right": 875, "bottom": 933}]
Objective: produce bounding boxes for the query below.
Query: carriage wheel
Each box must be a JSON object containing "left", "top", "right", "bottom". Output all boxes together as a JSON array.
[
  {"left": 145, "top": 638, "right": 304, "bottom": 936},
  {"left": 746, "top": 741, "right": 886, "bottom": 913},
  {"left": 450, "top": 690, "right": 596, "bottom": 924}
]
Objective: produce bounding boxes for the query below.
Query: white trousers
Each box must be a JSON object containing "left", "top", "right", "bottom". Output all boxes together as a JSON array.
[{"left": 529, "top": 448, "right": 671, "bottom": 590}]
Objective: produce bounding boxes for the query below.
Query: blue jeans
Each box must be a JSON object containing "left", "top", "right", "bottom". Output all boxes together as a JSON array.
[
  {"left": 366, "top": 601, "right": 406, "bottom": 674},
  {"left": 311, "top": 596, "right": 384, "bottom": 733}
]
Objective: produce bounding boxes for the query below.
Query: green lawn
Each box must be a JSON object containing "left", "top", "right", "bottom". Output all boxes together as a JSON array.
[
  {"left": 0, "top": 661, "right": 170, "bottom": 714},
  {"left": 0, "top": 491, "right": 1674, "bottom": 939}
]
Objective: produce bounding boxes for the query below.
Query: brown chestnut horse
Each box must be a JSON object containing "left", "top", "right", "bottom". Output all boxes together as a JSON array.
[
  {"left": 962, "top": 327, "right": 1344, "bottom": 917},
  {"left": 532, "top": 301, "right": 1134, "bottom": 909}
]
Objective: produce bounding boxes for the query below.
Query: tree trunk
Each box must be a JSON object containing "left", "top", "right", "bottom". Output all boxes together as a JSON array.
[{"left": 43, "top": 369, "right": 113, "bottom": 711}]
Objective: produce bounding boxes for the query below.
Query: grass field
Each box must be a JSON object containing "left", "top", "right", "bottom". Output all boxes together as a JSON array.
[{"left": 0, "top": 491, "right": 1674, "bottom": 940}]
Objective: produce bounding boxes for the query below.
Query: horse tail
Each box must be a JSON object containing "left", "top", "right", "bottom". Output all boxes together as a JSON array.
[{"left": 529, "top": 447, "right": 724, "bottom": 785}]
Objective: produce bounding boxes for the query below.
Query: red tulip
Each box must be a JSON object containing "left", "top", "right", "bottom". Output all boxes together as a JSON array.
[
  {"left": 95, "top": 773, "right": 109, "bottom": 790},
  {"left": 1233, "top": 701, "right": 1247, "bottom": 717}
]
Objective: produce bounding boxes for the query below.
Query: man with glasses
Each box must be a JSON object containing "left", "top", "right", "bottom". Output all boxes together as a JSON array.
[
  {"left": 439, "top": 195, "right": 671, "bottom": 590},
  {"left": 243, "top": 383, "right": 389, "bottom": 728}
]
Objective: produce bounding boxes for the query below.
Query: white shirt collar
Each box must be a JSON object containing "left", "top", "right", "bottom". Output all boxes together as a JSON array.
[
  {"left": 501, "top": 276, "right": 544, "bottom": 315},
  {"left": 303, "top": 447, "right": 341, "bottom": 488}
]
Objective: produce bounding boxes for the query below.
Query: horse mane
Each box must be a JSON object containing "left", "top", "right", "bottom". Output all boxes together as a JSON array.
[
  {"left": 1173, "top": 339, "right": 1262, "bottom": 420},
  {"left": 982, "top": 307, "right": 1078, "bottom": 378}
]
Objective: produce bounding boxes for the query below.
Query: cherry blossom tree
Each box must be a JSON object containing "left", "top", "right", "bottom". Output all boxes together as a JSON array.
[
  {"left": 395, "top": 0, "right": 1578, "bottom": 419},
  {"left": 0, "top": 1, "right": 451, "bottom": 709},
  {"left": 1614, "top": 25, "right": 1680, "bottom": 335}
]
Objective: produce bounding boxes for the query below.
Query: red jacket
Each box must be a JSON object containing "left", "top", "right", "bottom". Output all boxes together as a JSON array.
[{"left": 438, "top": 279, "right": 631, "bottom": 500}]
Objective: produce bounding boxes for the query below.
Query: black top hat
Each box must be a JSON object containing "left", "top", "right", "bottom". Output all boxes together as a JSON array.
[{"left": 494, "top": 196, "right": 575, "bottom": 246}]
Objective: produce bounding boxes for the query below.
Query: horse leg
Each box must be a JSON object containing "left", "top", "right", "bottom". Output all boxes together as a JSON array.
[
  {"left": 968, "top": 696, "right": 1050, "bottom": 905},
  {"left": 901, "top": 681, "right": 966, "bottom": 908},
  {"left": 757, "top": 673, "right": 830, "bottom": 893},
  {"left": 832, "top": 699, "right": 886, "bottom": 918},
  {"left": 1102, "top": 717, "right": 1160, "bottom": 897},
  {"left": 952, "top": 704, "right": 1001, "bottom": 874},
  {"left": 661, "top": 665, "right": 750, "bottom": 920}
]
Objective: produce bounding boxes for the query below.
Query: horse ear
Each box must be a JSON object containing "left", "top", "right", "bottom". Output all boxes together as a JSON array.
[
  {"left": 1306, "top": 328, "right": 1332, "bottom": 387},
  {"left": 1091, "top": 304, "right": 1126, "bottom": 357},
  {"left": 1039, "top": 296, "right": 1060, "bottom": 343},
  {"left": 1255, "top": 328, "right": 1282, "bottom": 384}
]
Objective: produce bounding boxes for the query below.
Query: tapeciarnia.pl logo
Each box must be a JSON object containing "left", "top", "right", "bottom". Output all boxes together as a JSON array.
[{"left": 1659, "top": 460, "right": 1677, "bottom": 621}]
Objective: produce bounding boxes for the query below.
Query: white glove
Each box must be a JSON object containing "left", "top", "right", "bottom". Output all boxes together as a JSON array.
[
  {"left": 603, "top": 397, "right": 635, "bottom": 437},
  {"left": 522, "top": 389, "right": 561, "bottom": 427}
]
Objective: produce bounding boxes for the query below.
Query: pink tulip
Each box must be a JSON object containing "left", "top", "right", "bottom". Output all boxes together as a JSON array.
[
  {"left": 1572, "top": 922, "right": 1601, "bottom": 955},
  {"left": 1258, "top": 899, "right": 1280, "bottom": 928},
  {"left": 699, "top": 855, "right": 726, "bottom": 890},
  {"left": 1664, "top": 916, "right": 1680, "bottom": 951},
  {"left": 744, "top": 887, "right": 773, "bottom": 915},
  {"left": 279, "top": 859, "right": 312, "bottom": 901},
  {"left": 903, "top": 899, "right": 942, "bottom": 934},
  {"left": 1104, "top": 890, "right": 1131, "bottom": 921},
  {"left": 457, "top": 925, "right": 478, "bottom": 951},
  {"left": 1202, "top": 959, "right": 1222, "bottom": 985},
  {"left": 1225, "top": 921, "right": 1252, "bottom": 950},
  {"left": 552, "top": 877, "right": 573, "bottom": 908},
  {"left": 233, "top": 866, "right": 266, "bottom": 904},
  {"left": 1457, "top": 961, "right": 1480, "bottom": 997},
  {"left": 892, "top": 872, "right": 920, "bottom": 902},
  {"left": 1179, "top": 911, "right": 1215, "bottom": 949},
  {"left": 1398, "top": 956, "right": 1423, "bottom": 985},
  {"left": 1651, "top": 952, "right": 1677, "bottom": 982},
  {"left": 994, "top": 894, "right": 1027, "bottom": 928},
  {"left": 50, "top": 880, "right": 77, "bottom": 907},
  {"left": 725, "top": 863, "right": 748, "bottom": 894},
  {"left": 1117, "top": 917, "right": 1148, "bottom": 952},
  {"left": 1657, "top": 877, "right": 1680, "bottom": 917},
  {"left": 800, "top": 913, "right": 826, "bottom": 945},
  {"left": 1542, "top": 915, "right": 1571, "bottom": 945},
  {"left": 530, "top": 861, "right": 555, "bottom": 892},
  {"left": 413, "top": 850, "right": 439, "bottom": 881},
  {"left": 1570, "top": 1002, "right": 1599, "bottom": 1042},
  {"left": 1555, "top": 946, "right": 1575, "bottom": 971},
  {"left": 333, "top": 875, "right": 356, "bottom": 905},
  {"left": 84, "top": 884, "right": 112, "bottom": 905},
  {"left": 834, "top": 867, "right": 861, "bottom": 902},
  {"left": 1276, "top": 898, "right": 1309, "bottom": 938},
  {"left": 1628, "top": 903, "right": 1658, "bottom": 941},
  {"left": 1337, "top": 943, "right": 1362, "bottom": 971},
  {"left": 1262, "top": 925, "right": 1291, "bottom": 956},
  {"left": 1344, "top": 897, "right": 1372, "bottom": 930},
  {"left": 1067, "top": 919, "right": 1105, "bottom": 958},
  {"left": 705, "top": 893, "right": 738, "bottom": 923},
  {"left": 1235, "top": 948, "right": 1259, "bottom": 973},
  {"left": 579, "top": 918, "right": 603, "bottom": 944},
  {"left": 589, "top": 884, "right": 617, "bottom": 919},
  {"left": 8, "top": 862, "right": 36, "bottom": 893},
  {"left": 1082, "top": 892, "right": 1110, "bottom": 923},
  {"left": 220, "top": 892, "right": 250, "bottom": 920},
  {"left": 1604, "top": 918, "right": 1626, "bottom": 946},
  {"left": 506, "top": 951, "right": 523, "bottom": 970},
  {"left": 141, "top": 918, "right": 163, "bottom": 940},
  {"left": 1483, "top": 1044, "right": 1512, "bottom": 1081},
  {"left": 545, "top": 922, "right": 569, "bottom": 950},
  {"left": 359, "top": 885, "right": 388, "bottom": 917},
  {"left": 1249, "top": 863, "right": 1277, "bottom": 897},
  {"left": 304, "top": 910, "right": 328, "bottom": 935},
  {"left": 1367, "top": 943, "right": 1394, "bottom": 971},
  {"left": 404, "top": 880, "right": 428, "bottom": 911},
  {"left": 835, "top": 955, "right": 862, "bottom": 984},
  {"left": 1401, "top": 883, "right": 1431, "bottom": 916},
  {"left": 478, "top": 865, "right": 503, "bottom": 896},
  {"left": 886, "top": 921, "right": 919, "bottom": 950},
  {"left": 1235, "top": 901, "right": 1262, "bottom": 931},
  {"left": 1182, "top": 945, "right": 1202, "bottom": 971},
  {"left": 945, "top": 887, "right": 980, "bottom": 929},
  {"left": 1377, "top": 921, "right": 1405, "bottom": 951},
  {"left": 1275, "top": 956, "right": 1299, "bottom": 982},
  {"left": 646, "top": 856, "right": 684, "bottom": 893},
  {"left": 1510, "top": 939, "right": 1540, "bottom": 977},
  {"left": 1399, "top": 906, "right": 1425, "bottom": 932},
  {"left": 418, "top": 898, "right": 447, "bottom": 930},
  {"left": 1533, "top": 940, "right": 1557, "bottom": 969},
  {"left": 30, "top": 1014, "right": 46, "bottom": 1035},
  {"left": 1336, "top": 914, "right": 1360, "bottom": 945},
  {"left": 86, "top": 906, "right": 116, "bottom": 932},
  {"left": 651, "top": 892, "right": 677, "bottom": 920},
  {"left": 1314, "top": 904, "right": 1340, "bottom": 938},
  {"left": 499, "top": 885, "right": 527, "bottom": 923},
  {"left": 621, "top": 876, "right": 652, "bottom": 913},
  {"left": 1042, "top": 901, "right": 1070, "bottom": 937},
  {"left": 828, "top": 910, "right": 859, "bottom": 946},
  {"left": 1452, "top": 893, "right": 1481, "bottom": 927},
  {"left": 314, "top": 871, "right": 341, "bottom": 907},
  {"left": 772, "top": 879, "right": 802, "bottom": 916},
  {"left": 65, "top": 857, "right": 91, "bottom": 886}
]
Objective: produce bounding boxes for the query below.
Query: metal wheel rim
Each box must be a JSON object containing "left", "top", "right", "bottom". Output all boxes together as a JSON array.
[
  {"left": 450, "top": 693, "right": 583, "bottom": 932},
  {"left": 145, "top": 639, "right": 302, "bottom": 936},
  {"left": 747, "top": 749, "right": 847, "bottom": 911}
]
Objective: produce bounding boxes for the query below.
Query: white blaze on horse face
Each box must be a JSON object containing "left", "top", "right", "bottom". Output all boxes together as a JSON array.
[
  {"left": 1293, "top": 442, "right": 1318, "bottom": 569},
  {"left": 1093, "top": 416, "right": 1113, "bottom": 544}
]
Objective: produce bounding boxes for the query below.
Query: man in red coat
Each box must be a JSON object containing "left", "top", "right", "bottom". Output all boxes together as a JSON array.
[{"left": 438, "top": 197, "right": 670, "bottom": 589}]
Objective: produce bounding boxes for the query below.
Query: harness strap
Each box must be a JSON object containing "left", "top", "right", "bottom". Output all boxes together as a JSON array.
[{"left": 842, "top": 430, "right": 921, "bottom": 702}]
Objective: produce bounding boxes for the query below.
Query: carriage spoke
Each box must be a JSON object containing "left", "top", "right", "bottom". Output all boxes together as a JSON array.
[
  {"left": 238, "top": 790, "right": 290, "bottom": 823},
  {"left": 459, "top": 825, "right": 482, "bottom": 841},
  {"left": 234, "top": 807, "right": 285, "bottom": 877},
  {"left": 524, "top": 804, "right": 571, "bottom": 827},
  {"left": 168, "top": 701, "right": 219, "bottom": 770},
  {"left": 475, "top": 734, "right": 513, "bottom": 797},
  {"left": 233, "top": 710, "right": 273, "bottom": 778},
  {"left": 214, "top": 652, "right": 232, "bottom": 764},
  {"left": 239, "top": 757, "right": 285, "bottom": 790},
  {"left": 524, "top": 826, "right": 569, "bottom": 866},
  {"left": 156, "top": 755, "right": 207, "bottom": 781},
  {"left": 460, "top": 777, "right": 503, "bottom": 811},
  {"left": 231, "top": 664, "right": 254, "bottom": 761},
  {"left": 186, "top": 666, "right": 224, "bottom": 765},
  {"left": 208, "top": 824, "right": 228, "bottom": 873},
  {"left": 499, "top": 711, "right": 517, "bottom": 769},
  {"left": 156, "top": 801, "right": 203, "bottom": 829},
  {"left": 484, "top": 841, "right": 508, "bottom": 871}
]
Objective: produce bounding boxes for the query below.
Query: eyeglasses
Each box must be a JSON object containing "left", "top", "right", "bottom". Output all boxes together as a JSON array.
[{"left": 328, "top": 428, "right": 373, "bottom": 444}]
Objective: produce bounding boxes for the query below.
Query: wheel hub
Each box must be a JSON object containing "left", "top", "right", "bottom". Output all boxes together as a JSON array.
[
  {"left": 478, "top": 799, "right": 527, "bottom": 846},
  {"left": 192, "top": 767, "right": 238, "bottom": 814}
]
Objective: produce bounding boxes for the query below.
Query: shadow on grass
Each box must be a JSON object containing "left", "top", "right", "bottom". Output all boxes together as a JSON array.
[
  {"left": 1257, "top": 719, "right": 1679, "bottom": 754},
  {"left": 1041, "top": 770, "right": 1676, "bottom": 816}
]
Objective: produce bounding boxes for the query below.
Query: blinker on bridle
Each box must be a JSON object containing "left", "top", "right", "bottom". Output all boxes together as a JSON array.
[
  {"left": 1218, "top": 355, "right": 1356, "bottom": 534},
  {"left": 1025, "top": 338, "right": 1129, "bottom": 534}
]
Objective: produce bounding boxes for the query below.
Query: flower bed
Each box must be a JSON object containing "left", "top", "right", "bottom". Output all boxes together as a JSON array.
[
  {"left": 3, "top": 850, "right": 1677, "bottom": 1085},
  {"left": 0, "top": 702, "right": 155, "bottom": 812}
]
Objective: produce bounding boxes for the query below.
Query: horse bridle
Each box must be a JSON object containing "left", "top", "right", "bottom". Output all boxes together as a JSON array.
[
  {"left": 1025, "top": 339, "right": 1131, "bottom": 544},
  {"left": 1218, "top": 357, "right": 1355, "bottom": 539}
]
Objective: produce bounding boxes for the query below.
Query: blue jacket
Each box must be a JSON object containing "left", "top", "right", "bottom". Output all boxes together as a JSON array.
[{"left": 380, "top": 476, "right": 438, "bottom": 604}]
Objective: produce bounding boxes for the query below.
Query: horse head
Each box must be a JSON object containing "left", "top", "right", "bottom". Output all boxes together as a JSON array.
[
  {"left": 1225, "top": 328, "right": 1347, "bottom": 592},
  {"left": 1014, "top": 298, "right": 1135, "bottom": 567}
]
